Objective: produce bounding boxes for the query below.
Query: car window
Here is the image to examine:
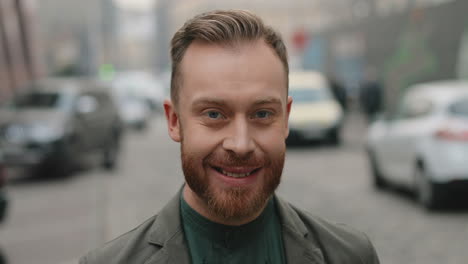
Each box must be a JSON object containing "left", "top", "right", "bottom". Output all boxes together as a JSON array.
[
  {"left": 449, "top": 97, "right": 468, "bottom": 117},
  {"left": 397, "top": 96, "right": 433, "bottom": 119},
  {"left": 59, "top": 90, "right": 76, "bottom": 112},
  {"left": 12, "top": 92, "right": 60, "bottom": 109},
  {"left": 290, "top": 87, "right": 331, "bottom": 103}
]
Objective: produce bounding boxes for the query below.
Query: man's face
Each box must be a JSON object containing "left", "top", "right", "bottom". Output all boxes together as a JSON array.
[{"left": 165, "top": 40, "right": 292, "bottom": 224}]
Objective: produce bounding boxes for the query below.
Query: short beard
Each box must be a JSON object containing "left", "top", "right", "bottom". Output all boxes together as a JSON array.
[{"left": 181, "top": 144, "right": 284, "bottom": 223}]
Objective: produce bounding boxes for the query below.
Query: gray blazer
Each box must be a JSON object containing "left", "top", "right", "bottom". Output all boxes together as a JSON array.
[{"left": 80, "top": 190, "right": 379, "bottom": 264}]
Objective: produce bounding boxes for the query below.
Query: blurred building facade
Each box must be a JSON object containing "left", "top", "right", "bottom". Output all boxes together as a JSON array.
[
  {"left": 0, "top": 0, "right": 41, "bottom": 102},
  {"left": 36, "top": 0, "right": 119, "bottom": 77},
  {"left": 116, "top": 7, "right": 155, "bottom": 71},
  {"left": 315, "top": 0, "right": 467, "bottom": 112},
  {"left": 153, "top": 0, "right": 457, "bottom": 73},
  {"left": 153, "top": 0, "right": 466, "bottom": 112},
  {"left": 153, "top": 0, "right": 331, "bottom": 73}
]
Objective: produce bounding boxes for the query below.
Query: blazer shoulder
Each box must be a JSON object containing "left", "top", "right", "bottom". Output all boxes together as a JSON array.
[
  {"left": 80, "top": 214, "right": 160, "bottom": 264},
  {"left": 291, "top": 205, "right": 380, "bottom": 264}
]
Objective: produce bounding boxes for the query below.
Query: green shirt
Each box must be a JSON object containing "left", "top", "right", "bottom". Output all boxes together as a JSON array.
[{"left": 180, "top": 196, "right": 286, "bottom": 264}]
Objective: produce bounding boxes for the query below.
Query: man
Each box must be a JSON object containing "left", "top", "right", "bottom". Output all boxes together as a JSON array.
[
  {"left": 80, "top": 10, "right": 380, "bottom": 264},
  {"left": 327, "top": 75, "right": 348, "bottom": 112},
  {"left": 359, "top": 68, "right": 383, "bottom": 123}
]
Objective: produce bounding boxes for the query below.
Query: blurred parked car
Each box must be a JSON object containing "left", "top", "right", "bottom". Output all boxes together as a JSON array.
[
  {"left": 0, "top": 78, "right": 123, "bottom": 177},
  {"left": 366, "top": 80, "right": 468, "bottom": 209},
  {"left": 111, "top": 71, "right": 165, "bottom": 130},
  {"left": 288, "top": 71, "right": 344, "bottom": 145},
  {"left": 112, "top": 71, "right": 165, "bottom": 111},
  {"left": 0, "top": 163, "right": 8, "bottom": 224},
  {"left": 117, "top": 95, "right": 151, "bottom": 130}
]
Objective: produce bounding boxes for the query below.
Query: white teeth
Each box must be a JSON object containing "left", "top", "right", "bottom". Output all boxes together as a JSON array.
[{"left": 222, "top": 170, "right": 251, "bottom": 178}]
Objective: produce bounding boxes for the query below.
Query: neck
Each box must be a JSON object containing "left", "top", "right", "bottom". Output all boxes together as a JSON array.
[{"left": 183, "top": 184, "right": 268, "bottom": 226}]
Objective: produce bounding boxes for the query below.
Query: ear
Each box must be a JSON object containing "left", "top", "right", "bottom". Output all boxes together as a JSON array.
[
  {"left": 164, "top": 99, "right": 181, "bottom": 142},
  {"left": 285, "top": 95, "right": 293, "bottom": 138}
]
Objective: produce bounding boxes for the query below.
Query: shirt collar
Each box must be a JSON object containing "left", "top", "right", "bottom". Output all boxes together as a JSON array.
[
  {"left": 180, "top": 193, "right": 276, "bottom": 249},
  {"left": 146, "top": 186, "right": 325, "bottom": 264}
]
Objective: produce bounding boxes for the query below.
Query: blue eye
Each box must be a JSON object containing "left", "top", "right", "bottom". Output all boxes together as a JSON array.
[
  {"left": 255, "top": 110, "right": 272, "bottom": 119},
  {"left": 206, "top": 111, "right": 222, "bottom": 119}
]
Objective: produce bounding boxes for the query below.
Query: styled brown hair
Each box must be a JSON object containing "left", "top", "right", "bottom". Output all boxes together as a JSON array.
[{"left": 170, "top": 9, "right": 289, "bottom": 105}]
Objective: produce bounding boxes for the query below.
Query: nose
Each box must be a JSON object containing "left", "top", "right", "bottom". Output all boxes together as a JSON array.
[{"left": 222, "top": 117, "right": 255, "bottom": 157}]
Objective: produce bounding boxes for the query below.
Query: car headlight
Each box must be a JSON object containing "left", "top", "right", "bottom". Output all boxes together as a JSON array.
[
  {"left": 29, "top": 124, "right": 65, "bottom": 142},
  {"left": 4, "top": 125, "right": 28, "bottom": 144}
]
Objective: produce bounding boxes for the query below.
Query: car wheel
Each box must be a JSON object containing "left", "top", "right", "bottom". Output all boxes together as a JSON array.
[
  {"left": 368, "top": 150, "right": 387, "bottom": 189},
  {"left": 414, "top": 164, "right": 444, "bottom": 210},
  {"left": 0, "top": 248, "right": 7, "bottom": 264},
  {"left": 327, "top": 128, "right": 341, "bottom": 146},
  {"left": 102, "top": 136, "right": 119, "bottom": 170},
  {"left": 57, "top": 154, "right": 73, "bottom": 177},
  {"left": 60, "top": 140, "right": 77, "bottom": 174},
  {"left": 40, "top": 143, "right": 74, "bottom": 178}
]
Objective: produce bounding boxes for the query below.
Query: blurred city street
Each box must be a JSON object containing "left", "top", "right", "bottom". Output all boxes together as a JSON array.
[
  {"left": 1, "top": 111, "right": 467, "bottom": 264},
  {"left": 1, "top": 1, "right": 468, "bottom": 263}
]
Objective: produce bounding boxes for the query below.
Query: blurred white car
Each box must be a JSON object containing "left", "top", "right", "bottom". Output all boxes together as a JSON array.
[
  {"left": 118, "top": 96, "right": 151, "bottom": 130},
  {"left": 288, "top": 71, "right": 344, "bottom": 145},
  {"left": 111, "top": 71, "right": 165, "bottom": 130},
  {"left": 366, "top": 80, "right": 468, "bottom": 209},
  {"left": 112, "top": 71, "right": 165, "bottom": 113}
]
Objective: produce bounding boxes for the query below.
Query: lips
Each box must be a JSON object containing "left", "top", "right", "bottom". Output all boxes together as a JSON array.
[{"left": 211, "top": 166, "right": 262, "bottom": 178}]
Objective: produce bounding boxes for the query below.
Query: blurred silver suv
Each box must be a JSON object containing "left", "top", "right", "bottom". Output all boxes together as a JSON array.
[{"left": 0, "top": 78, "right": 123, "bottom": 177}]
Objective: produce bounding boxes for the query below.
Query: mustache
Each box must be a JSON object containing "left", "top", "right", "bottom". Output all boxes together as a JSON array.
[{"left": 204, "top": 152, "right": 266, "bottom": 167}]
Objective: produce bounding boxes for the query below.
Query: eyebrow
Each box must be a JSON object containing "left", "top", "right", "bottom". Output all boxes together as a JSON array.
[
  {"left": 191, "top": 98, "right": 228, "bottom": 108},
  {"left": 252, "top": 97, "right": 282, "bottom": 106},
  {"left": 191, "top": 96, "right": 282, "bottom": 108}
]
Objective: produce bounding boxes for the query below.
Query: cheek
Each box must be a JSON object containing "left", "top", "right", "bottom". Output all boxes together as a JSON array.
[
  {"left": 181, "top": 124, "right": 223, "bottom": 158},
  {"left": 254, "top": 129, "right": 286, "bottom": 153}
]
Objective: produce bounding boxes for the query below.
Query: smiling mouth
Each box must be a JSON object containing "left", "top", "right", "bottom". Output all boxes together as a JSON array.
[{"left": 211, "top": 166, "right": 261, "bottom": 178}]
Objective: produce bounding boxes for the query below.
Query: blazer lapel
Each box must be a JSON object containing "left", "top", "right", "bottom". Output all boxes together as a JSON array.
[
  {"left": 275, "top": 195, "right": 325, "bottom": 264},
  {"left": 283, "top": 227, "right": 325, "bottom": 264},
  {"left": 143, "top": 190, "right": 325, "bottom": 264},
  {"left": 144, "top": 187, "right": 191, "bottom": 264},
  {"left": 143, "top": 239, "right": 190, "bottom": 264}
]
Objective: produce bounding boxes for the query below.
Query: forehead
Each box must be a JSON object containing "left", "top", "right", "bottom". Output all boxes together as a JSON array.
[{"left": 178, "top": 40, "right": 287, "bottom": 105}]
